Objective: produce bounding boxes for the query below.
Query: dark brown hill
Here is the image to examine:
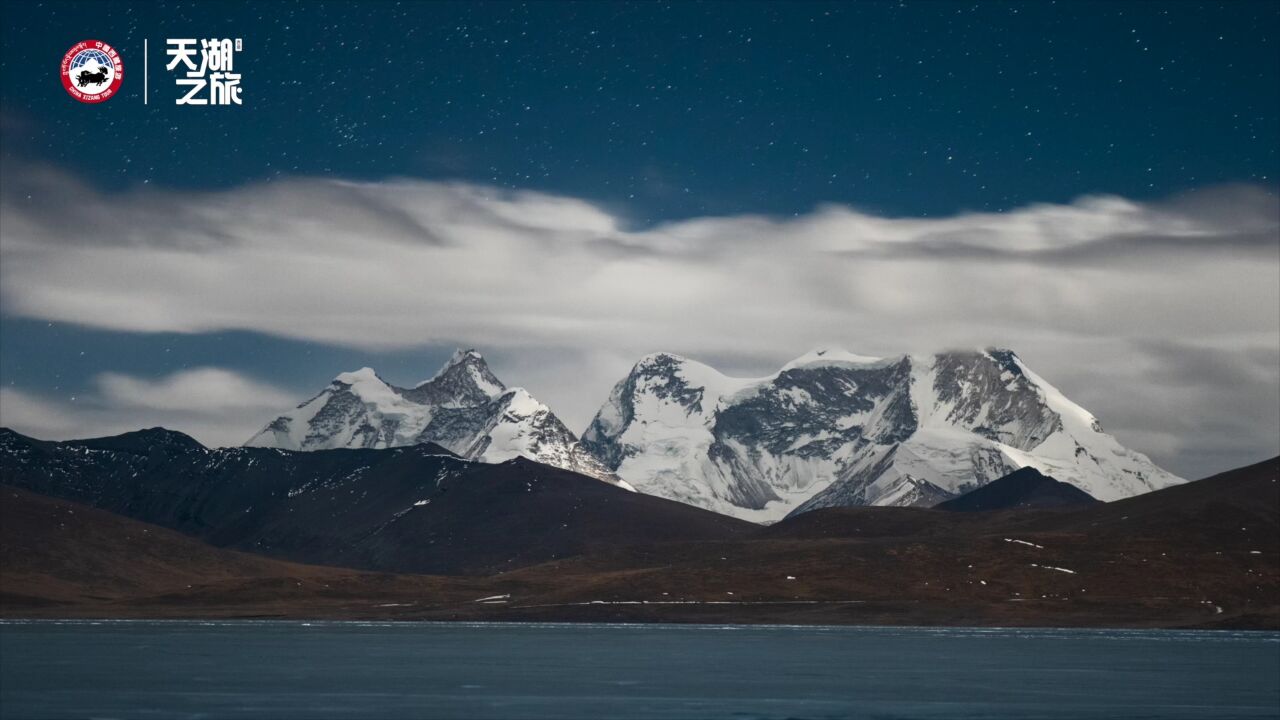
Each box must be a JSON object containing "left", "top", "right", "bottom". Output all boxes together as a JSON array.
[
  {"left": 0, "top": 428, "right": 754, "bottom": 575},
  {"left": 1043, "top": 456, "right": 1278, "bottom": 534},
  {"left": 0, "top": 485, "right": 476, "bottom": 610},
  {"left": 935, "top": 467, "right": 1100, "bottom": 512},
  {"left": 2, "top": 443, "right": 1275, "bottom": 629}
]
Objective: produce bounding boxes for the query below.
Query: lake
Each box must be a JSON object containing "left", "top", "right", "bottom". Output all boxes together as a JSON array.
[{"left": 1, "top": 621, "right": 1276, "bottom": 719}]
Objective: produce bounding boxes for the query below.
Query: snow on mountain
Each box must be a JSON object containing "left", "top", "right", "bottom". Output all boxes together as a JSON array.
[
  {"left": 581, "top": 348, "right": 1183, "bottom": 522},
  {"left": 246, "top": 349, "right": 629, "bottom": 489}
]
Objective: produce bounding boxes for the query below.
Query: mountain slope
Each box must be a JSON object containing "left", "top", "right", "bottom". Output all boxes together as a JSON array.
[
  {"left": 246, "top": 349, "right": 624, "bottom": 487},
  {"left": 0, "top": 428, "right": 752, "bottom": 575},
  {"left": 582, "top": 348, "right": 1183, "bottom": 522},
  {"left": 0, "top": 484, "right": 492, "bottom": 616},
  {"left": 1034, "top": 455, "right": 1279, "bottom": 537},
  {"left": 513, "top": 456, "right": 1276, "bottom": 628},
  {"left": 935, "top": 467, "right": 1101, "bottom": 512},
  {"left": 3, "top": 457, "right": 1274, "bottom": 628},
  {"left": 0, "top": 485, "right": 342, "bottom": 605}
]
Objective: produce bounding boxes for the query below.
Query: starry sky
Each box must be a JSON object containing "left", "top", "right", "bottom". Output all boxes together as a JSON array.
[{"left": 1, "top": 1, "right": 1278, "bottom": 479}]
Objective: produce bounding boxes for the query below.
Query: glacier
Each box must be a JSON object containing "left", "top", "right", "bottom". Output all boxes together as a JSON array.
[
  {"left": 246, "top": 349, "right": 630, "bottom": 489},
  {"left": 581, "top": 348, "right": 1183, "bottom": 522}
]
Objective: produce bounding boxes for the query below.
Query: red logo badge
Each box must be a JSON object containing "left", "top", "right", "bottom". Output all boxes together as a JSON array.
[{"left": 61, "top": 40, "right": 124, "bottom": 103}]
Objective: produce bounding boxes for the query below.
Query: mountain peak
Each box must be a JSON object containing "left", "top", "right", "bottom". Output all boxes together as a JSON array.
[
  {"left": 417, "top": 348, "right": 503, "bottom": 396},
  {"left": 245, "top": 352, "right": 621, "bottom": 487},
  {"left": 447, "top": 347, "right": 486, "bottom": 368},
  {"left": 583, "top": 346, "right": 1183, "bottom": 521},
  {"left": 634, "top": 351, "right": 692, "bottom": 370},
  {"left": 783, "top": 347, "right": 884, "bottom": 371},
  {"left": 935, "top": 466, "right": 1101, "bottom": 512},
  {"left": 334, "top": 367, "right": 384, "bottom": 385},
  {"left": 930, "top": 347, "right": 1022, "bottom": 364},
  {"left": 499, "top": 386, "right": 543, "bottom": 410},
  {"left": 77, "top": 427, "right": 207, "bottom": 454}
]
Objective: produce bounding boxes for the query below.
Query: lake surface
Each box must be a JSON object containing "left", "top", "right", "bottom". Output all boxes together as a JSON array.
[{"left": 1, "top": 621, "right": 1277, "bottom": 719}]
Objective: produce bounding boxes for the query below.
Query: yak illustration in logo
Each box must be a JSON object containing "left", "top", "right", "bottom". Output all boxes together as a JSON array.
[
  {"left": 61, "top": 40, "right": 124, "bottom": 104},
  {"left": 76, "top": 66, "right": 111, "bottom": 88}
]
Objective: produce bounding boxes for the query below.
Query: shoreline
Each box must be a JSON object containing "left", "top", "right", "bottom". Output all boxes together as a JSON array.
[
  {"left": 4, "top": 616, "right": 1280, "bottom": 634},
  {"left": 5, "top": 604, "right": 1276, "bottom": 631}
]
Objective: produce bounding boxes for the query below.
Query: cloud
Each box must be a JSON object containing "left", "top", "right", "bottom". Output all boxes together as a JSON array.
[
  {"left": 0, "top": 388, "right": 81, "bottom": 439},
  {"left": 95, "top": 367, "right": 297, "bottom": 413},
  {"left": 0, "top": 368, "right": 300, "bottom": 448},
  {"left": 1, "top": 164, "right": 1277, "bottom": 476}
]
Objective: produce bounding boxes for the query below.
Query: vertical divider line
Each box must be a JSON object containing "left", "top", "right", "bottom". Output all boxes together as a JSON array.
[{"left": 144, "top": 39, "right": 148, "bottom": 104}]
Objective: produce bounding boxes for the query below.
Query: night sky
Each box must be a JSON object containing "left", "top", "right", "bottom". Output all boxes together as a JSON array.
[
  {"left": 1, "top": 1, "right": 1277, "bottom": 478},
  {"left": 3, "top": 1, "right": 1276, "bottom": 220}
]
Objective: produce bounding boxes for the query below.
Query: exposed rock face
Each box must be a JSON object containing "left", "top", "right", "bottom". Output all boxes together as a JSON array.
[
  {"left": 582, "top": 348, "right": 1183, "bottom": 522},
  {"left": 246, "top": 349, "right": 627, "bottom": 488}
]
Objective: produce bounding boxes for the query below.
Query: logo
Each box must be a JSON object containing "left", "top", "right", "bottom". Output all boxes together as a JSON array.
[
  {"left": 166, "top": 38, "right": 243, "bottom": 105},
  {"left": 61, "top": 40, "right": 124, "bottom": 103}
]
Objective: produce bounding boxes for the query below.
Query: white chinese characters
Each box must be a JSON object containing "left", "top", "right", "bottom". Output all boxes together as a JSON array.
[{"left": 165, "top": 38, "right": 243, "bottom": 105}]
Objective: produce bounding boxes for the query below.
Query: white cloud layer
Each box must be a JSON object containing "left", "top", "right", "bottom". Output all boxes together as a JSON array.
[
  {"left": 0, "top": 368, "right": 299, "bottom": 448},
  {"left": 1, "top": 166, "right": 1277, "bottom": 477}
]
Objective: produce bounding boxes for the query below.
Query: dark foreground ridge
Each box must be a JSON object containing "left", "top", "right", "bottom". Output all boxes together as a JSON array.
[
  {"left": 0, "top": 428, "right": 752, "bottom": 575},
  {"left": 935, "top": 467, "right": 1101, "bottom": 512},
  {"left": 0, "top": 427, "right": 1276, "bottom": 628}
]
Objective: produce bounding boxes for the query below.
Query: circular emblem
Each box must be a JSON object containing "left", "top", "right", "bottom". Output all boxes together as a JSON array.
[{"left": 60, "top": 40, "right": 124, "bottom": 103}]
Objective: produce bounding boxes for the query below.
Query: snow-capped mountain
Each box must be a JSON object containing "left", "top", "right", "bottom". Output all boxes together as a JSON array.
[
  {"left": 581, "top": 348, "right": 1183, "bottom": 522},
  {"left": 247, "top": 349, "right": 629, "bottom": 488}
]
